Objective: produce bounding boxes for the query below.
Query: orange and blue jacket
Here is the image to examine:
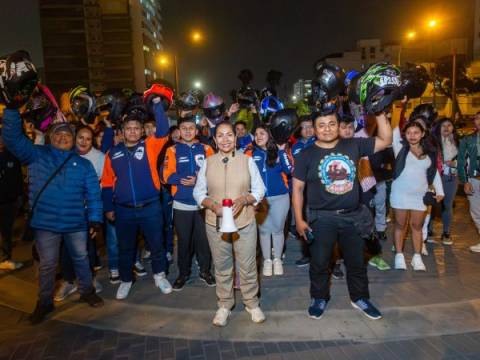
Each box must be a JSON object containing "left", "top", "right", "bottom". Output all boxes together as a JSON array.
[
  {"left": 245, "top": 145, "right": 292, "bottom": 197},
  {"left": 101, "top": 103, "right": 169, "bottom": 211},
  {"left": 162, "top": 141, "right": 214, "bottom": 206}
]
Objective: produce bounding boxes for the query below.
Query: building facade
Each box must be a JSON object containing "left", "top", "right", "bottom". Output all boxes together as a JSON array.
[
  {"left": 293, "top": 79, "right": 312, "bottom": 101},
  {"left": 39, "top": 0, "right": 163, "bottom": 95}
]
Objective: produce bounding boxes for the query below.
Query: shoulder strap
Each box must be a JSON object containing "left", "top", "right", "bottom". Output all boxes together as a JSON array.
[{"left": 30, "top": 153, "right": 74, "bottom": 214}]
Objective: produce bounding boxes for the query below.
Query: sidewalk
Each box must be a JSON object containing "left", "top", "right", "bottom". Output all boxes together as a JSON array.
[{"left": 1, "top": 196, "right": 480, "bottom": 359}]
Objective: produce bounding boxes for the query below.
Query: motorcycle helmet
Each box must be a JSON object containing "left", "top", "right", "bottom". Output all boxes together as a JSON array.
[
  {"left": 270, "top": 108, "right": 297, "bottom": 145},
  {"left": 260, "top": 96, "right": 284, "bottom": 121},
  {"left": 143, "top": 83, "right": 174, "bottom": 113},
  {"left": 69, "top": 85, "right": 96, "bottom": 123},
  {"left": 202, "top": 92, "right": 225, "bottom": 125},
  {"left": 96, "top": 88, "right": 128, "bottom": 123},
  {"left": 23, "top": 83, "right": 62, "bottom": 131},
  {"left": 236, "top": 86, "right": 258, "bottom": 108},
  {"left": 345, "top": 70, "right": 360, "bottom": 87},
  {"left": 359, "top": 62, "right": 402, "bottom": 114},
  {"left": 0, "top": 50, "right": 38, "bottom": 109},
  {"left": 400, "top": 64, "right": 429, "bottom": 99},
  {"left": 124, "top": 92, "right": 148, "bottom": 122},
  {"left": 312, "top": 61, "right": 346, "bottom": 104},
  {"left": 176, "top": 89, "right": 200, "bottom": 111},
  {"left": 409, "top": 103, "right": 438, "bottom": 129}
]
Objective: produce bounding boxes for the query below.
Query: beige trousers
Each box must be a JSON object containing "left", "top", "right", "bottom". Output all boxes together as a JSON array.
[{"left": 205, "top": 220, "right": 259, "bottom": 310}]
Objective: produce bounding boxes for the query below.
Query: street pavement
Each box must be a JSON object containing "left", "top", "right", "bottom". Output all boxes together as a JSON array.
[{"left": 1, "top": 196, "right": 480, "bottom": 359}]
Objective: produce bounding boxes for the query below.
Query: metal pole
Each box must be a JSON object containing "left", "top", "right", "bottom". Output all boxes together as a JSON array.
[
  {"left": 174, "top": 54, "right": 180, "bottom": 95},
  {"left": 452, "top": 48, "right": 457, "bottom": 119}
]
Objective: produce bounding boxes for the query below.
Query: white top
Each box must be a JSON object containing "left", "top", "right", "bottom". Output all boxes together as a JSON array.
[
  {"left": 390, "top": 127, "right": 444, "bottom": 211},
  {"left": 193, "top": 155, "right": 265, "bottom": 207},
  {"left": 80, "top": 147, "right": 105, "bottom": 180},
  {"left": 173, "top": 200, "right": 199, "bottom": 211}
]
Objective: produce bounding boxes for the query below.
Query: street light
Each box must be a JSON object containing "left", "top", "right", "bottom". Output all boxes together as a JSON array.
[
  {"left": 191, "top": 30, "right": 203, "bottom": 44},
  {"left": 193, "top": 81, "right": 202, "bottom": 89},
  {"left": 427, "top": 19, "right": 438, "bottom": 29},
  {"left": 426, "top": 18, "right": 439, "bottom": 106}
]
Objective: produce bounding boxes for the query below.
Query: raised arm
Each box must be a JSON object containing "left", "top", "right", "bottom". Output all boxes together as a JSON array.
[
  {"left": 2, "top": 109, "right": 38, "bottom": 165},
  {"left": 373, "top": 112, "right": 393, "bottom": 153}
]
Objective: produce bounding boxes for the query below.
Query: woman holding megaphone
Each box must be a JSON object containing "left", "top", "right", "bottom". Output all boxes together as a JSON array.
[{"left": 193, "top": 120, "right": 266, "bottom": 327}]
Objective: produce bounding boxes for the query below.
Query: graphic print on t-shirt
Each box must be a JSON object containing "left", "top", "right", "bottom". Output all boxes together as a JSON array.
[{"left": 318, "top": 153, "right": 356, "bottom": 195}]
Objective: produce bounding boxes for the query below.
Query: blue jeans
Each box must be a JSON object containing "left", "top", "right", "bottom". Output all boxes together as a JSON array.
[
  {"left": 60, "top": 235, "right": 97, "bottom": 283},
  {"left": 161, "top": 188, "right": 174, "bottom": 254},
  {"left": 441, "top": 174, "right": 458, "bottom": 233},
  {"left": 105, "top": 220, "right": 119, "bottom": 271},
  {"left": 115, "top": 200, "right": 166, "bottom": 282},
  {"left": 35, "top": 230, "right": 93, "bottom": 306}
]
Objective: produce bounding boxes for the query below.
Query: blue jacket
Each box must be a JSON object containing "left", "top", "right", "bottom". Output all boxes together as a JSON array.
[
  {"left": 162, "top": 141, "right": 214, "bottom": 206},
  {"left": 292, "top": 136, "right": 315, "bottom": 158},
  {"left": 101, "top": 103, "right": 169, "bottom": 211},
  {"left": 2, "top": 109, "right": 102, "bottom": 232},
  {"left": 246, "top": 146, "right": 292, "bottom": 197}
]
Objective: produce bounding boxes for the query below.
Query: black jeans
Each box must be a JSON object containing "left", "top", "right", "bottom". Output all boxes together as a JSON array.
[
  {"left": 0, "top": 201, "right": 17, "bottom": 261},
  {"left": 173, "top": 209, "right": 211, "bottom": 277},
  {"left": 308, "top": 211, "right": 369, "bottom": 302}
]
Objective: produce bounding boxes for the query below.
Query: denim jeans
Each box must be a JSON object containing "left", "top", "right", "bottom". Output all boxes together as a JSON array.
[
  {"left": 60, "top": 235, "right": 97, "bottom": 283},
  {"left": 115, "top": 200, "right": 166, "bottom": 282},
  {"left": 373, "top": 181, "right": 387, "bottom": 232},
  {"left": 105, "top": 220, "right": 119, "bottom": 271},
  {"left": 35, "top": 230, "right": 93, "bottom": 306},
  {"left": 441, "top": 174, "right": 458, "bottom": 233}
]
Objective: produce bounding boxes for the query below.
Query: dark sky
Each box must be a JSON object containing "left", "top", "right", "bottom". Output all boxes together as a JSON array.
[{"left": 0, "top": 0, "right": 474, "bottom": 100}]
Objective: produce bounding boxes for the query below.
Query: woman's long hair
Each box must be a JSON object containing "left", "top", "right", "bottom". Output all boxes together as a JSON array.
[
  {"left": 401, "top": 117, "right": 433, "bottom": 156},
  {"left": 254, "top": 125, "right": 278, "bottom": 167},
  {"left": 431, "top": 117, "right": 459, "bottom": 148}
]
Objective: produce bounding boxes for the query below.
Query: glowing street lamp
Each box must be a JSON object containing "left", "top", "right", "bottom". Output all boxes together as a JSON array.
[
  {"left": 406, "top": 31, "right": 416, "bottom": 40},
  {"left": 191, "top": 31, "right": 203, "bottom": 44},
  {"left": 427, "top": 19, "right": 438, "bottom": 29},
  {"left": 194, "top": 81, "right": 202, "bottom": 89}
]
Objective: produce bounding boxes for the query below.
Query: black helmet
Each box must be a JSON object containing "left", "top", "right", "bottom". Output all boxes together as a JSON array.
[
  {"left": 270, "top": 108, "right": 297, "bottom": 145},
  {"left": 312, "top": 61, "right": 346, "bottom": 104},
  {"left": 236, "top": 86, "right": 258, "bottom": 108},
  {"left": 96, "top": 89, "right": 128, "bottom": 123},
  {"left": 176, "top": 89, "right": 200, "bottom": 111},
  {"left": 409, "top": 103, "right": 438, "bottom": 128},
  {"left": 0, "top": 50, "right": 38, "bottom": 108},
  {"left": 400, "top": 64, "right": 429, "bottom": 99},
  {"left": 22, "top": 85, "right": 57, "bottom": 130},
  {"left": 124, "top": 92, "right": 148, "bottom": 122},
  {"left": 359, "top": 62, "right": 402, "bottom": 114},
  {"left": 69, "top": 85, "right": 96, "bottom": 123}
]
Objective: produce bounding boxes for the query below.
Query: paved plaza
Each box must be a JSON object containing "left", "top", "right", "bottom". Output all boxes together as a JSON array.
[{"left": 1, "top": 196, "right": 480, "bottom": 359}]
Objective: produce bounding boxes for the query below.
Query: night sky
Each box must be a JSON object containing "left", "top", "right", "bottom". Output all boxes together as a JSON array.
[{"left": 0, "top": 0, "right": 474, "bottom": 100}]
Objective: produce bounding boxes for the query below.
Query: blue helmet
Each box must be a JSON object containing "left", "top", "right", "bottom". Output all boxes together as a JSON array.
[
  {"left": 345, "top": 70, "right": 360, "bottom": 87},
  {"left": 260, "top": 96, "right": 284, "bottom": 121}
]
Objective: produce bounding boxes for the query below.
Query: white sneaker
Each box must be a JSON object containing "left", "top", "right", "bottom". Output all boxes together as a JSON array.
[
  {"left": 0, "top": 260, "right": 23, "bottom": 270},
  {"left": 470, "top": 243, "right": 480, "bottom": 253},
  {"left": 54, "top": 281, "right": 77, "bottom": 302},
  {"left": 394, "top": 253, "right": 407, "bottom": 270},
  {"left": 116, "top": 281, "right": 132, "bottom": 300},
  {"left": 246, "top": 306, "right": 266, "bottom": 323},
  {"left": 411, "top": 254, "right": 426, "bottom": 271},
  {"left": 421, "top": 243, "right": 429, "bottom": 256},
  {"left": 212, "top": 307, "right": 231, "bottom": 327},
  {"left": 154, "top": 272, "right": 172, "bottom": 294},
  {"left": 93, "top": 278, "right": 103, "bottom": 293},
  {"left": 263, "top": 259, "right": 273, "bottom": 277},
  {"left": 273, "top": 258, "right": 283, "bottom": 276}
]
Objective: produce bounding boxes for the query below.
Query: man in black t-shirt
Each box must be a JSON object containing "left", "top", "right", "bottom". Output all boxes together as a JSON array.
[{"left": 292, "top": 111, "right": 392, "bottom": 320}]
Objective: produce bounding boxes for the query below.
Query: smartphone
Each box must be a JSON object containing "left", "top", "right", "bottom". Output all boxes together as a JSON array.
[{"left": 305, "top": 230, "right": 315, "bottom": 245}]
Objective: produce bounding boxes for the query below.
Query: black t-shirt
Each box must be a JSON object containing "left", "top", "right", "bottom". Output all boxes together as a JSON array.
[{"left": 293, "top": 137, "right": 375, "bottom": 210}]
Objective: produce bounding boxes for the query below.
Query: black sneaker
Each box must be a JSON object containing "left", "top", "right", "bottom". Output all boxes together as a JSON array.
[
  {"left": 351, "top": 298, "right": 382, "bottom": 320},
  {"left": 332, "top": 263, "right": 344, "bottom": 280},
  {"left": 376, "top": 231, "right": 387, "bottom": 242},
  {"left": 308, "top": 298, "right": 328, "bottom": 319},
  {"left": 134, "top": 262, "right": 147, "bottom": 277},
  {"left": 199, "top": 272, "right": 216, "bottom": 287},
  {"left": 79, "top": 289, "right": 104, "bottom": 308},
  {"left": 28, "top": 302, "right": 54, "bottom": 325},
  {"left": 442, "top": 232, "right": 453, "bottom": 245},
  {"left": 172, "top": 275, "right": 190, "bottom": 291},
  {"left": 295, "top": 256, "right": 310, "bottom": 267},
  {"left": 109, "top": 270, "right": 120, "bottom": 284}
]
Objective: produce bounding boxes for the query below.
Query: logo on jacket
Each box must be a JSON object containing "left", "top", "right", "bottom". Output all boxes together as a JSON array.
[
  {"left": 112, "top": 151, "right": 124, "bottom": 160},
  {"left": 194, "top": 154, "right": 205, "bottom": 168},
  {"left": 318, "top": 153, "right": 355, "bottom": 195},
  {"left": 134, "top": 147, "right": 145, "bottom": 160}
]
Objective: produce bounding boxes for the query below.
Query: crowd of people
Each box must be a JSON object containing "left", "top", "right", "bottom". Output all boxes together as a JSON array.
[{"left": 1, "top": 50, "right": 480, "bottom": 328}]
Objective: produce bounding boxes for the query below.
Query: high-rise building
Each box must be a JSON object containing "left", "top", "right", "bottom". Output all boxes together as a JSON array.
[
  {"left": 39, "top": 0, "right": 163, "bottom": 95},
  {"left": 293, "top": 79, "right": 312, "bottom": 101}
]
